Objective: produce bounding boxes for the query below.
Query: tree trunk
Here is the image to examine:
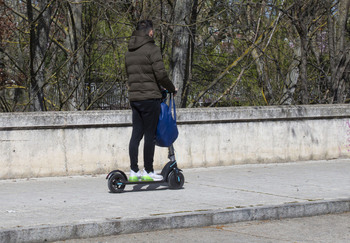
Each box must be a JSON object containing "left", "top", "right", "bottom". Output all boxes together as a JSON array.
[
  {"left": 0, "top": 0, "right": 4, "bottom": 72},
  {"left": 27, "top": 0, "right": 51, "bottom": 111},
  {"left": 280, "top": 45, "right": 301, "bottom": 105},
  {"left": 171, "top": 0, "right": 192, "bottom": 107},
  {"left": 251, "top": 48, "right": 273, "bottom": 104},
  {"left": 181, "top": 0, "right": 198, "bottom": 108},
  {"left": 66, "top": 0, "right": 85, "bottom": 110},
  {"left": 328, "top": 0, "right": 350, "bottom": 103},
  {"left": 0, "top": 13, "right": 7, "bottom": 111},
  {"left": 299, "top": 34, "right": 309, "bottom": 104}
]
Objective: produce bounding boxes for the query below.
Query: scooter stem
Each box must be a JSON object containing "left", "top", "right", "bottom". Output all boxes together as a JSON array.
[{"left": 168, "top": 145, "right": 176, "bottom": 162}]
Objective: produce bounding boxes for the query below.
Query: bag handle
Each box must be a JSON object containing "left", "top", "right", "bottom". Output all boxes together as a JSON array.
[{"left": 168, "top": 93, "right": 177, "bottom": 122}]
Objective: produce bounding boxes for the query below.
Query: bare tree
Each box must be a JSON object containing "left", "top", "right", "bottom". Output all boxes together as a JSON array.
[
  {"left": 65, "top": 0, "right": 85, "bottom": 110},
  {"left": 27, "top": 0, "right": 53, "bottom": 111},
  {"left": 181, "top": 0, "right": 198, "bottom": 108},
  {"left": 0, "top": 0, "right": 8, "bottom": 111},
  {"left": 187, "top": 1, "right": 283, "bottom": 108},
  {"left": 171, "top": 0, "right": 192, "bottom": 107},
  {"left": 2, "top": 0, "right": 350, "bottom": 111},
  {"left": 328, "top": 0, "right": 350, "bottom": 103},
  {"left": 286, "top": 0, "right": 315, "bottom": 104},
  {"left": 280, "top": 45, "right": 301, "bottom": 105}
]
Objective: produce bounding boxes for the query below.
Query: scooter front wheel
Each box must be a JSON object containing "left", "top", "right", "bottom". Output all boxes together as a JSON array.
[
  {"left": 108, "top": 172, "right": 127, "bottom": 193},
  {"left": 168, "top": 171, "right": 184, "bottom": 189}
]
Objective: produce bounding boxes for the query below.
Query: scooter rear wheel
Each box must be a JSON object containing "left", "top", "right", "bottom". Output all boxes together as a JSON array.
[
  {"left": 108, "top": 172, "right": 126, "bottom": 193},
  {"left": 168, "top": 171, "right": 184, "bottom": 189}
]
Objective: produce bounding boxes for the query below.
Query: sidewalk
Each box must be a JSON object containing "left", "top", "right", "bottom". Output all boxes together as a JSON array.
[{"left": 1, "top": 159, "right": 350, "bottom": 242}]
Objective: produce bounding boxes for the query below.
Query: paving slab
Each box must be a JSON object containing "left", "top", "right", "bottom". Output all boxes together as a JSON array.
[{"left": 0, "top": 159, "right": 350, "bottom": 242}]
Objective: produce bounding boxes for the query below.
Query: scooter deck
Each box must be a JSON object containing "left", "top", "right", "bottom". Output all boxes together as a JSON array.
[{"left": 118, "top": 180, "right": 167, "bottom": 185}]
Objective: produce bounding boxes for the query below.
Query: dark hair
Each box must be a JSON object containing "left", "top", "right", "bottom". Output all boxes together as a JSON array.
[{"left": 136, "top": 20, "right": 153, "bottom": 33}]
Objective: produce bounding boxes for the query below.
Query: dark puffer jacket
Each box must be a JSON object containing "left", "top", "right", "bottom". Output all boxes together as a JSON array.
[{"left": 125, "top": 30, "right": 175, "bottom": 101}]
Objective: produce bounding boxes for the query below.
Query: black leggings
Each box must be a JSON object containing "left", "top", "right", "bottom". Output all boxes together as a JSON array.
[{"left": 129, "top": 99, "right": 161, "bottom": 173}]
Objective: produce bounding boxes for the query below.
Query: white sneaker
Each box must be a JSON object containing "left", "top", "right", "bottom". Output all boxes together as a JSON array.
[
  {"left": 141, "top": 169, "right": 163, "bottom": 181},
  {"left": 129, "top": 170, "right": 141, "bottom": 182}
]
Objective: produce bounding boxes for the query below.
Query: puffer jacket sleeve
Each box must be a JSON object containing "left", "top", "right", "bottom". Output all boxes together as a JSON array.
[{"left": 149, "top": 45, "right": 176, "bottom": 92}]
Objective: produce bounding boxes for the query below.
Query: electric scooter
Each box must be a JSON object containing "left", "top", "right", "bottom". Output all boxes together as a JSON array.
[
  {"left": 106, "top": 91, "right": 184, "bottom": 193},
  {"left": 106, "top": 145, "right": 184, "bottom": 193}
]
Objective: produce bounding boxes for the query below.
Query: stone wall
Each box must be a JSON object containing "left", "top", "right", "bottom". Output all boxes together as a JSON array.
[{"left": 1, "top": 104, "right": 350, "bottom": 179}]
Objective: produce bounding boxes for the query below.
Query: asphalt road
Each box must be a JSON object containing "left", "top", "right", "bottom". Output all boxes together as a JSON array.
[{"left": 57, "top": 212, "right": 350, "bottom": 243}]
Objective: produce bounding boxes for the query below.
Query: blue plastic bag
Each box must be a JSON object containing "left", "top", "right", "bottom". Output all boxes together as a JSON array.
[{"left": 156, "top": 94, "right": 179, "bottom": 147}]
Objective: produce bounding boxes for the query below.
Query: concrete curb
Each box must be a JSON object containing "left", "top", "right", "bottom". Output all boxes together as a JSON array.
[{"left": 1, "top": 198, "right": 349, "bottom": 243}]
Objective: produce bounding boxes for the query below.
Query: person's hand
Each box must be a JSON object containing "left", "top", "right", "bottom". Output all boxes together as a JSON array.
[{"left": 161, "top": 89, "right": 167, "bottom": 99}]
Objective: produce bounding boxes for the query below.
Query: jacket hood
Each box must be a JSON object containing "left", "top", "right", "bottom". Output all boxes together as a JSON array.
[{"left": 128, "top": 30, "right": 154, "bottom": 51}]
